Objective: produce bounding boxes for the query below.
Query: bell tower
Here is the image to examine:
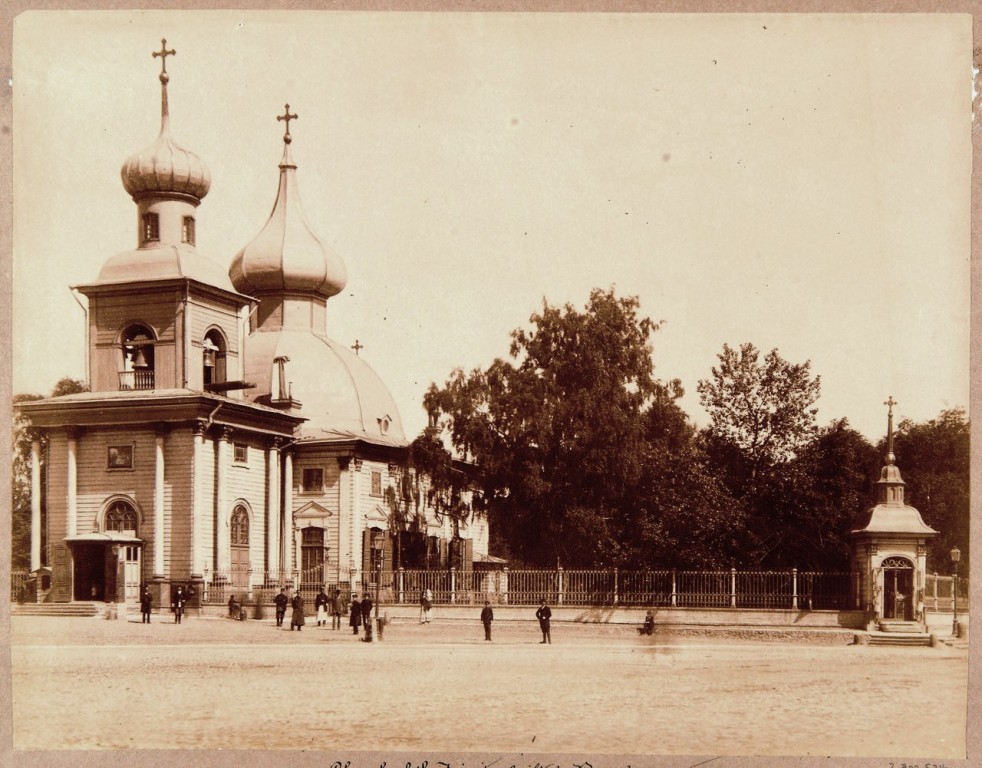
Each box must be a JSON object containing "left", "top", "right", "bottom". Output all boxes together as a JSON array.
[{"left": 74, "top": 39, "right": 252, "bottom": 395}]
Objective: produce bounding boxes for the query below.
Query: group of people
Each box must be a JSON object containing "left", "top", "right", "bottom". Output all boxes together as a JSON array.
[{"left": 139, "top": 584, "right": 198, "bottom": 624}]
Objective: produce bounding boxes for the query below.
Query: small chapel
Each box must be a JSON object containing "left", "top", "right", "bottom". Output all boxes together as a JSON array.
[{"left": 18, "top": 40, "right": 490, "bottom": 608}]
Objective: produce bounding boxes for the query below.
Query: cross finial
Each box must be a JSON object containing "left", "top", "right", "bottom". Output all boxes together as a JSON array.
[
  {"left": 352, "top": 339, "right": 364, "bottom": 356},
  {"left": 152, "top": 38, "right": 176, "bottom": 82},
  {"left": 277, "top": 103, "right": 298, "bottom": 144},
  {"left": 884, "top": 396, "right": 897, "bottom": 417},
  {"left": 884, "top": 396, "right": 898, "bottom": 464}
]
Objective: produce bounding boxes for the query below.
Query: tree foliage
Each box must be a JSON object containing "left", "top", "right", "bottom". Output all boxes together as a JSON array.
[{"left": 697, "top": 343, "right": 821, "bottom": 487}]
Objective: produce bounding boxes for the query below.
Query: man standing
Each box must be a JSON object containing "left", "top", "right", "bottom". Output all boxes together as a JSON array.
[
  {"left": 172, "top": 586, "right": 185, "bottom": 625},
  {"left": 360, "top": 592, "right": 374, "bottom": 640},
  {"left": 481, "top": 600, "right": 494, "bottom": 641},
  {"left": 290, "top": 591, "right": 305, "bottom": 631},
  {"left": 535, "top": 598, "right": 552, "bottom": 644},
  {"left": 315, "top": 588, "right": 329, "bottom": 627},
  {"left": 140, "top": 587, "right": 153, "bottom": 624},
  {"left": 274, "top": 588, "right": 288, "bottom": 628},
  {"left": 330, "top": 588, "right": 344, "bottom": 630},
  {"left": 349, "top": 593, "right": 362, "bottom": 635}
]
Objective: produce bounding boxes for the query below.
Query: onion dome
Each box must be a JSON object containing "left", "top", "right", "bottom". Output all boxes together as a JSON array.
[
  {"left": 228, "top": 104, "right": 347, "bottom": 299},
  {"left": 120, "top": 39, "right": 211, "bottom": 203}
]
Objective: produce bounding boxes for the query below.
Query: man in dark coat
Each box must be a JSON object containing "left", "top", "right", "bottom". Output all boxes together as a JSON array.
[
  {"left": 330, "top": 588, "right": 344, "bottom": 630},
  {"left": 360, "top": 593, "right": 374, "bottom": 639},
  {"left": 535, "top": 598, "right": 552, "bottom": 644},
  {"left": 481, "top": 600, "right": 494, "bottom": 641},
  {"left": 140, "top": 588, "right": 153, "bottom": 624},
  {"left": 172, "top": 586, "right": 185, "bottom": 624},
  {"left": 274, "top": 588, "right": 288, "bottom": 628},
  {"left": 290, "top": 592, "right": 305, "bottom": 631},
  {"left": 349, "top": 594, "right": 362, "bottom": 634},
  {"left": 315, "top": 588, "right": 329, "bottom": 627}
]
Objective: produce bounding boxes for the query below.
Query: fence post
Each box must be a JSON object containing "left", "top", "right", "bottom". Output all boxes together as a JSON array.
[
  {"left": 558, "top": 566, "right": 564, "bottom": 606},
  {"left": 398, "top": 567, "right": 405, "bottom": 604},
  {"left": 730, "top": 568, "right": 737, "bottom": 608},
  {"left": 932, "top": 571, "right": 938, "bottom": 611},
  {"left": 451, "top": 567, "right": 457, "bottom": 605},
  {"left": 502, "top": 567, "right": 509, "bottom": 605},
  {"left": 671, "top": 570, "right": 677, "bottom": 607},
  {"left": 613, "top": 567, "right": 619, "bottom": 606},
  {"left": 792, "top": 568, "right": 798, "bottom": 610}
]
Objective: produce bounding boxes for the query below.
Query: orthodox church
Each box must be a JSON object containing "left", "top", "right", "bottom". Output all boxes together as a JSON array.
[{"left": 18, "top": 40, "right": 489, "bottom": 608}]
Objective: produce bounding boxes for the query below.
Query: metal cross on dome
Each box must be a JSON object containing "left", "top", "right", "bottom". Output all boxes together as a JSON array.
[
  {"left": 152, "top": 38, "right": 176, "bottom": 77},
  {"left": 883, "top": 395, "right": 897, "bottom": 416},
  {"left": 352, "top": 339, "right": 363, "bottom": 356},
  {"left": 277, "top": 104, "right": 298, "bottom": 144}
]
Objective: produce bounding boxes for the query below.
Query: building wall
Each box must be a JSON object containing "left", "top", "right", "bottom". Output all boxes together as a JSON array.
[{"left": 223, "top": 434, "right": 269, "bottom": 574}]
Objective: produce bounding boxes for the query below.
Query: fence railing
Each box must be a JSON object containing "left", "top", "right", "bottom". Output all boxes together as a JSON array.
[{"left": 13, "top": 566, "right": 968, "bottom": 612}]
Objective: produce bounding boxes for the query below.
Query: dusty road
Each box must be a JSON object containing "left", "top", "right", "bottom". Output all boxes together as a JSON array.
[{"left": 9, "top": 613, "right": 968, "bottom": 758}]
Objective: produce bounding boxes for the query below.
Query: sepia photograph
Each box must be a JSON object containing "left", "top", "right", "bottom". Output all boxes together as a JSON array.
[{"left": 3, "top": 6, "right": 976, "bottom": 767}]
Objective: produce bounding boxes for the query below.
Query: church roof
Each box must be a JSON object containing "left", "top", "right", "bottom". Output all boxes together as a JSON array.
[
  {"left": 228, "top": 107, "right": 347, "bottom": 300},
  {"left": 86, "top": 243, "right": 240, "bottom": 295},
  {"left": 243, "top": 330, "right": 406, "bottom": 444},
  {"left": 850, "top": 503, "right": 938, "bottom": 537}
]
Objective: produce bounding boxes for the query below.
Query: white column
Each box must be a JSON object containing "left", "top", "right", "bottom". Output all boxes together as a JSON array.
[
  {"left": 66, "top": 432, "right": 78, "bottom": 538},
  {"left": 282, "top": 450, "right": 293, "bottom": 575},
  {"left": 191, "top": 421, "right": 205, "bottom": 578},
  {"left": 216, "top": 427, "right": 231, "bottom": 573},
  {"left": 351, "top": 458, "right": 362, "bottom": 587},
  {"left": 153, "top": 431, "right": 166, "bottom": 579},
  {"left": 266, "top": 442, "right": 281, "bottom": 576},
  {"left": 30, "top": 439, "right": 42, "bottom": 572}
]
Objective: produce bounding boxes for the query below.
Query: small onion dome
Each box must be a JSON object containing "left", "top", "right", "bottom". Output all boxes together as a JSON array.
[
  {"left": 229, "top": 142, "right": 347, "bottom": 299},
  {"left": 120, "top": 125, "right": 211, "bottom": 202}
]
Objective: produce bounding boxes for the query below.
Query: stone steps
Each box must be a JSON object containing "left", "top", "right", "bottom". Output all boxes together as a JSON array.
[
  {"left": 11, "top": 602, "right": 101, "bottom": 617},
  {"left": 867, "top": 632, "right": 932, "bottom": 647}
]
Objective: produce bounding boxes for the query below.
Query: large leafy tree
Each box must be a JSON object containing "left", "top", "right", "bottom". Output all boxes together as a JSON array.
[
  {"left": 697, "top": 343, "right": 821, "bottom": 490},
  {"left": 889, "top": 408, "right": 970, "bottom": 575},
  {"left": 425, "top": 288, "right": 682, "bottom": 567},
  {"left": 11, "top": 377, "right": 88, "bottom": 569}
]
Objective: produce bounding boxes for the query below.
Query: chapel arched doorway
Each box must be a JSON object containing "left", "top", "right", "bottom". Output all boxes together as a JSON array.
[
  {"left": 882, "top": 556, "right": 914, "bottom": 620},
  {"left": 230, "top": 505, "right": 250, "bottom": 588}
]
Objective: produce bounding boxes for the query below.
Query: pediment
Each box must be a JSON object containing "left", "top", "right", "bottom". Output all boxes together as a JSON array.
[
  {"left": 295, "top": 501, "right": 332, "bottom": 522},
  {"left": 365, "top": 504, "right": 389, "bottom": 526}
]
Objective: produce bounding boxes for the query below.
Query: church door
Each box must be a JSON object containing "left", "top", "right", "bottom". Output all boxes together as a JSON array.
[
  {"left": 123, "top": 545, "right": 141, "bottom": 602},
  {"left": 230, "top": 506, "right": 250, "bottom": 588},
  {"left": 301, "top": 527, "right": 325, "bottom": 586},
  {"left": 882, "top": 557, "right": 914, "bottom": 620}
]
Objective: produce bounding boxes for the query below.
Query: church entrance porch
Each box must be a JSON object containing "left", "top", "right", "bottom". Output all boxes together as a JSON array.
[{"left": 65, "top": 532, "right": 144, "bottom": 603}]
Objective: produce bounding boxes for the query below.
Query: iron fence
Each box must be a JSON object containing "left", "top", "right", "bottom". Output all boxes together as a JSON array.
[
  {"left": 926, "top": 572, "right": 971, "bottom": 612},
  {"left": 11, "top": 570, "right": 31, "bottom": 603}
]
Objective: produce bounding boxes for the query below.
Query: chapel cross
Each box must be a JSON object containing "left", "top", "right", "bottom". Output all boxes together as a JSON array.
[
  {"left": 883, "top": 396, "right": 897, "bottom": 417},
  {"left": 277, "top": 104, "right": 299, "bottom": 143},
  {"left": 352, "top": 339, "right": 364, "bottom": 356},
  {"left": 152, "top": 39, "right": 176, "bottom": 77}
]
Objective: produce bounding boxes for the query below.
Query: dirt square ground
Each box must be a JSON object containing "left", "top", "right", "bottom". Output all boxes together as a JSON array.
[{"left": 8, "top": 612, "right": 969, "bottom": 759}]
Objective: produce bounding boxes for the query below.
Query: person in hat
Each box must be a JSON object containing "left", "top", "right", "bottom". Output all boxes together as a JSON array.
[
  {"left": 360, "top": 592, "right": 374, "bottom": 639},
  {"left": 315, "top": 587, "right": 329, "bottom": 627},
  {"left": 330, "top": 588, "right": 344, "bottom": 630},
  {"left": 140, "top": 587, "right": 153, "bottom": 624},
  {"left": 535, "top": 598, "right": 552, "bottom": 644},
  {"left": 349, "top": 593, "right": 362, "bottom": 635},
  {"left": 481, "top": 600, "right": 494, "bottom": 641},
  {"left": 172, "top": 586, "right": 185, "bottom": 624},
  {"left": 290, "top": 591, "right": 305, "bottom": 631},
  {"left": 274, "top": 587, "right": 288, "bottom": 628},
  {"left": 638, "top": 609, "right": 655, "bottom": 636}
]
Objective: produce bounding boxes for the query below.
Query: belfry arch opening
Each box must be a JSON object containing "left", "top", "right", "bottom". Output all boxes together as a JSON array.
[
  {"left": 119, "top": 324, "right": 156, "bottom": 390},
  {"left": 881, "top": 556, "right": 914, "bottom": 621}
]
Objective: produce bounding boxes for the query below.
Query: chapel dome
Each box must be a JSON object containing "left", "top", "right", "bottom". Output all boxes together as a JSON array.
[
  {"left": 229, "top": 140, "right": 346, "bottom": 300},
  {"left": 121, "top": 130, "right": 211, "bottom": 202},
  {"left": 243, "top": 329, "right": 406, "bottom": 444}
]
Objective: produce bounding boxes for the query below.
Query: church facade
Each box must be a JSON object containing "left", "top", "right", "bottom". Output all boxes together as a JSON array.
[{"left": 18, "top": 41, "right": 489, "bottom": 608}]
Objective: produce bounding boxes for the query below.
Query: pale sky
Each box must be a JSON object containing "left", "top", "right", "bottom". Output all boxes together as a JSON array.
[{"left": 11, "top": 11, "right": 972, "bottom": 443}]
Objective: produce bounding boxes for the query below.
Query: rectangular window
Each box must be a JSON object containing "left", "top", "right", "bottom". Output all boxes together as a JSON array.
[
  {"left": 233, "top": 443, "right": 248, "bottom": 463},
  {"left": 302, "top": 467, "right": 324, "bottom": 493},
  {"left": 141, "top": 213, "right": 159, "bottom": 243},
  {"left": 370, "top": 470, "right": 382, "bottom": 497},
  {"left": 182, "top": 216, "right": 196, "bottom": 245},
  {"left": 107, "top": 444, "right": 134, "bottom": 470}
]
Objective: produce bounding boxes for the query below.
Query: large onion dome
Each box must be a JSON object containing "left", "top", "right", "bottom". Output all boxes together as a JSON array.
[{"left": 229, "top": 106, "right": 346, "bottom": 299}]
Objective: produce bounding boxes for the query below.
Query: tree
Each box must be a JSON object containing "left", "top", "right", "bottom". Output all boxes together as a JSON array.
[
  {"left": 697, "top": 343, "right": 821, "bottom": 489},
  {"left": 890, "top": 408, "right": 970, "bottom": 575},
  {"left": 11, "top": 377, "right": 88, "bottom": 570},
  {"left": 425, "top": 287, "right": 682, "bottom": 567}
]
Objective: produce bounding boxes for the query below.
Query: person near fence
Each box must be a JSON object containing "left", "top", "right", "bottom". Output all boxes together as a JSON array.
[
  {"left": 481, "top": 600, "right": 494, "bottom": 641},
  {"left": 274, "top": 588, "right": 288, "bottom": 628},
  {"left": 315, "top": 588, "right": 329, "bottom": 627},
  {"left": 360, "top": 592, "right": 374, "bottom": 639},
  {"left": 349, "top": 593, "right": 362, "bottom": 635},
  {"left": 535, "top": 598, "right": 552, "bottom": 644},
  {"left": 228, "top": 594, "right": 241, "bottom": 620},
  {"left": 331, "top": 588, "right": 344, "bottom": 630},
  {"left": 420, "top": 588, "right": 433, "bottom": 624},
  {"left": 172, "top": 586, "right": 185, "bottom": 625},
  {"left": 638, "top": 610, "right": 654, "bottom": 636},
  {"left": 290, "top": 592, "right": 305, "bottom": 631},
  {"left": 140, "top": 587, "right": 153, "bottom": 624}
]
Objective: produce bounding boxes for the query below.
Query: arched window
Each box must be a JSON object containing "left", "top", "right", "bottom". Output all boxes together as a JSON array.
[
  {"left": 105, "top": 500, "right": 138, "bottom": 534},
  {"left": 202, "top": 329, "right": 227, "bottom": 389},
  {"left": 119, "top": 324, "right": 155, "bottom": 390}
]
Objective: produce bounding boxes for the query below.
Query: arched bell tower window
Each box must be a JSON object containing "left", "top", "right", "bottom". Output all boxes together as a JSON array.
[
  {"left": 119, "top": 324, "right": 156, "bottom": 391},
  {"left": 182, "top": 216, "right": 196, "bottom": 246},
  {"left": 202, "top": 329, "right": 227, "bottom": 390},
  {"left": 104, "top": 500, "right": 138, "bottom": 534}
]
